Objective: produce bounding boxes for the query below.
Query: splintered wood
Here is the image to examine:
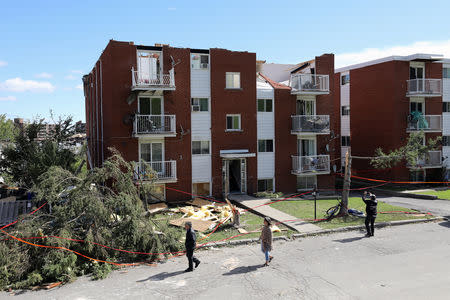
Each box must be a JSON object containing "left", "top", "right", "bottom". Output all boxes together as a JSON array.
[{"left": 169, "top": 218, "right": 216, "bottom": 232}]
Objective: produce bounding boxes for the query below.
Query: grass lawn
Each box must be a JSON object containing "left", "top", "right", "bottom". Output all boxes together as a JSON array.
[
  {"left": 412, "top": 189, "right": 450, "bottom": 200},
  {"left": 271, "top": 197, "right": 434, "bottom": 229},
  {"left": 154, "top": 210, "right": 294, "bottom": 245}
]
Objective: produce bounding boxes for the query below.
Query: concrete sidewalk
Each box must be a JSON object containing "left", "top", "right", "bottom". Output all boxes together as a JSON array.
[{"left": 229, "top": 194, "right": 321, "bottom": 233}]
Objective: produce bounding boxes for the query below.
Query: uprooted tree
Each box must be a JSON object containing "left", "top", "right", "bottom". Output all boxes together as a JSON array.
[
  {"left": 370, "top": 131, "right": 441, "bottom": 169},
  {"left": 0, "top": 149, "right": 182, "bottom": 290}
]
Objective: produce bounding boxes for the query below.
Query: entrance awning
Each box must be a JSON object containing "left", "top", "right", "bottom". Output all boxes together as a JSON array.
[{"left": 220, "top": 149, "right": 256, "bottom": 158}]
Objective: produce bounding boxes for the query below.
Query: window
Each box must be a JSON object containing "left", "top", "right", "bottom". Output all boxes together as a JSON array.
[
  {"left": 140, "top": 142, "right": 162, "bottom": 162},
  {"left": 409, "top": 170, "right": 424, "bottom": 182},
  {"left": 257, "top": 179, "right": 274, "bottom": 192},
  {"left": 341, "top": 74, "right": 350, "bottom": 85},
  {"left": 297, "top": 176, "right": 316, "bottom": 190},
  {"left": 226, "top": 72, "right": 241, "bottom": 89},
  {"left": 193, "top": 182, "right": 210, "bottom": 196},
  {"left": 191, "top": 98, "right": 209, "bottom": 112},
  {"left": 258, "top": 139, "right": 274, "bottom": 152},
  {"left": 191, "top": 54, "right": 209, "bottom": 69},
  {"left": 257, "top": 99, "right": 273, "bottom": 112},
  {"left": 410, "top": 101, "right": 424, "bottom": 113},
  {"left": 226, "top": 115, "right": 241, "bottom": 131},
  {"left": 139, "top": 97, "right": 162, "bottom": 115},
  {"left": 341, "top": 106, "right": 350, "bottom": 116},
  {"left": 443, "top": 136, "right": 450, "bottom": 146},
  {"left": 342, "top": 136, "right": 350, "bottom": 147},
  {"left": 410, "top": 66, "right": 424, "bottom": 79},
  {"left": 444, "top": 68, "right": 450, "bottom": 79},
  {"left": 192, "top": 140, "right": 210, "bottom": 155},
  {"left": 443, "top": 102, "right": 450, "bottom": 113},
  {"left": 296, "top": 99, "right": 315, "bottom": 115}
]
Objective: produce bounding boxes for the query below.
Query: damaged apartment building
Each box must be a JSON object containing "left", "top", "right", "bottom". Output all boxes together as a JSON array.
[{"left": 83, "top": 40, "right": 338, "bottom": 202}]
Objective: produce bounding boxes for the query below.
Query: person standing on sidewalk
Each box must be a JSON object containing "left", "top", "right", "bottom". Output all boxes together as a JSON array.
[
  {"left": 184, "top": 221, "right": 200, "bottom": 272},
  {"left": 260, "top": 217, "right": 273, "bottom": 266},
  {"left": 362, "top": 191, "right": 378, "bottom": 237}
]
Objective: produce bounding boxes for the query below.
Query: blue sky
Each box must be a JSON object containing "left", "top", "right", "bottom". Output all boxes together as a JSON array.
[{"left": 1, "top": 0, "right": 450, "bottom": 122}]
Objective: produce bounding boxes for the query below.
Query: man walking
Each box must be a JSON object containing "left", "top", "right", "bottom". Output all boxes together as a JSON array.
[
  {"left": 184, "top": 221, "right": 200, "bottom": 272},
  {"left": 362, "top": 191, "right": 378, "bottom": 237}
]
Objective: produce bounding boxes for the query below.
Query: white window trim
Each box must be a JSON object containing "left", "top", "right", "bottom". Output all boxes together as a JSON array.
[
  {"left": 258, "top": 139, "right": 274, "bottom": 153},
  {"left": 257, "top": 98, "right": 273, "bottom": 113},
  {"left": 226, "top": 114, "right": 242, "bottom": 131},
  {"left": 137, "top": 95, "right": 164, "bottom": 115},
  {"left": 191, "top": 53, "right": 210, "bottom": 70},
  {"left": 138, "top": 139, "right": 165, "bottom": 162},
  {"left": 257, "top": 178, "right": 274, "bottom": 192},
  {"left": 297, "top": 136, "right": 317, "bottom": 156},
  {"left": 296, "top": 98, "right": 316, "bottom": 115},
  {"left": 191, "top": 98, "right": 210, "bottom": 113},
  {"left": 192, "top": 182, "right": 212, "bottom": 197},
  {"left": 192, "top": 140, "right": 211, "bottom": 156},
  {"left": 225, "top": 72, "right": 241, "bottom": 89}
]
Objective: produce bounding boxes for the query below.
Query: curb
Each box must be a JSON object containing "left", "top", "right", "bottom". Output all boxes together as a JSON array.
[{"left": 201, "top": 217, "right": 445, "bottom": 249}]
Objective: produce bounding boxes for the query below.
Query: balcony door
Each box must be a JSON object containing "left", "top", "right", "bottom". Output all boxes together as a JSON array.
[
  {"left": 137, "top": 51, "right": 160, "bottom": 82},
  {"left": 297, "top": 138, "right": 316, "bottom": 156},
  {"left": 140, "top": 142, "right": 164, "bottom": 175},
  {"left": 296, "top": 99, "right": 315, "bottom": 116},
  {"left": 410, "top": 65, "right": 424, "bottom": 92},
  {"left": 139, "top": 97, "right": 163, "bottom": 131}
]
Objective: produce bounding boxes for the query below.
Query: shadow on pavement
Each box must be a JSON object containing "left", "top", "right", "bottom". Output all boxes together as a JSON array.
[
  {"left": 222, "top": 264, "right": 263, "bottom": 276},
  {"left": 333, "top": 236, "right": 367, "bottom": 243},
  {"left": 438, "top": 220, "right": 450, "bottom": 228},
  {"left": 137, "top": 270, "right": 185, "bottom": 282}
]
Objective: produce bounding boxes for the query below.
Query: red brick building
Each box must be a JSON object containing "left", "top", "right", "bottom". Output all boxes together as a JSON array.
[
  {"left": 83, "top": 40, "right": 337, "bottom": 202},
  {"left": 335, "top": 54, "right": 449, "bottom": 182}
]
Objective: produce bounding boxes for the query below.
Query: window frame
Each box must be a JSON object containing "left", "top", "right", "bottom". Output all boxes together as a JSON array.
[
  {"left": 192, "top": 140, "right": 210, "bottom": 155},
  {"left": 444, "top": 102, "right": 450, "bottom": 113},
  {"left": 443, "top": 136, "right": 450, "bottom": 147},
  {"left": 341, "top": 105, "right": 350, "bottom": 116},
  {"left": 341, "top": 74, "right": 350, "bottom": 85},
  {"left": 444, "top": 68, "right": 450, "bottom": 79},
  {"left": 341, "top": 136, "right": 351, "bottom": 147},
  {"left": 226, "top": 114, "right": 241, "bottom": 131},
  {"left": 257, "top": 178, "right": 274, "bottom": 192},
  {"left": 257, "top": 99, "right": 273, "bottom": 112},
  {"left": 225, "top": 72, "right": 241, "bottom": 89},
  {"left": 191, "top": 98, "right": 209, "bottom": 112},
  {"left": 258, "top": 139, "right": 274, "bottom": 153},
  {"left": 191, "top": 54, "right": 209, "bottom": 70}
]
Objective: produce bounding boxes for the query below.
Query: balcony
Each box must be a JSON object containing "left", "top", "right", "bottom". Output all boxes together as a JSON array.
[
  {"left": 406, "top": 114, "right": 442, "bottom": 132},
  {"left": 290, "top": 74, "right": 329, "bottom": 95},
  {"left": 291, "top": 115, "right": 330, "bottom": 135},
  {"left": 131, "top": 67, "right": 175, "bottom": 91},
  {"left": 133, "top": 114, "right": 176, "bottom": 137},
  {"left": 291, "top": 155, "right": 330, "bottom": 175},
  {"left": 406, "top": 79, "right": 442, "bottom": 97},
  {"left": 134, "top": 160, "right": 177, "bottom": 183},
  {"left": 407, "top": 151, "right": 442, "bottom": 169}
]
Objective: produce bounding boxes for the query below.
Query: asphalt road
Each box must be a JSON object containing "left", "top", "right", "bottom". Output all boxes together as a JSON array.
[
  {"left": 3, "top": 221, "right": 450, "bottom": 300},
  {"left": 379, "top": 196, "right": 450, "bottom": 218}
]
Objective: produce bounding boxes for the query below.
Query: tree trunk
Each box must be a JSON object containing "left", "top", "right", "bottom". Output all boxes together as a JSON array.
[{"left": 339, "top": 150, "right": 351, "bottom": 216}]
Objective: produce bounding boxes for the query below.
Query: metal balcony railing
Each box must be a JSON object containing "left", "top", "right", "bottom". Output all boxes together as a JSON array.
[
  {"left": 131, "top": 67, "right": 175, "bottom": 90},
  {"left": 291, "top": 115, "right": 330, "bottom": 134},
  {"left": 134, "top": 160, "right": 177, "bottom": 182},
  {"left": 407, "top": 151, "right": 442, "bottom": 169},
  {"left": 406, "top": 79, "right": 442, "bottom": 97},
  {"left": 291, "top": 155, "right": 330, "bottom": 175},
  {"left": 290, "top": 74, "right": 329, "bottom": 94},
  {"left": 406, "top": 114, "right": 442, "bottom": 132},
  {"left": 133, "top": 114, "right": 176, "bottom": 136}
]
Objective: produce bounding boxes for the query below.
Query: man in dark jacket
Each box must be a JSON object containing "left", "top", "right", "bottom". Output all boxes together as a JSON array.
[
  {"left": 184, "top": 221, "right": 200, "bottom": 272},
  {"left": 362, "top": 191, "right": 378, "bottom": 237}
]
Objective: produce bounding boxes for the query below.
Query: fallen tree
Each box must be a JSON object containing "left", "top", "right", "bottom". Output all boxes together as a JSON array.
[{"left": 0, "top": 149, "right": 182, "bottom": 290}]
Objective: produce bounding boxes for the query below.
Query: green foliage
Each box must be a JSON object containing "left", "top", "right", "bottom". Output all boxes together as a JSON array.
[
  {"left": 0, "top": 114, "right": 17, "bottom": 143},
  {"left": 255, "top": 191, "right": 284, "bottom": 199},
  {"left": 370, "top": 131, "right": 442, "bottom": 169},
  {"left": 0, "top": 149, "right": 182, "bottom": 290},
  {"left": 0, "top": 115, "right": 79, "bottom": 188}
]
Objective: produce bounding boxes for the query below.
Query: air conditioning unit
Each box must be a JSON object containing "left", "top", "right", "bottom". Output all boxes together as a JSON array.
[
  {"left": 200, "top": 63, "right": 208, "bottom": 69},
  {"left": 192, "top": 105, "right": 200, "bottom": 112}
]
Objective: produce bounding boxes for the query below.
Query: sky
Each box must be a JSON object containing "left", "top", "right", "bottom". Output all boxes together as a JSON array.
[{"left": 1, "top": 0, "right": 450, "bottom": 122}]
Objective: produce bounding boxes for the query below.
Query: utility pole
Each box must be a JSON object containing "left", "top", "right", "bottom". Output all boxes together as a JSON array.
[{"left": 339, "top": 150, "right": 351, "bottom": 216}]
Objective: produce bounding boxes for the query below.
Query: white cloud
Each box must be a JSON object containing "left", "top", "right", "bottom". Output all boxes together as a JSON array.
[
  {"left": 0, "top": 96, "right": 16, "bottom": 101},
  {"left": 35, "top": 72, "right": 53, "bottom": 79},
  {"left": 0, "top": 61, "right": 7, "bottom": 67},
  {"left": 335, "top": 40, "right": 450, "bottom": 68},
  {"left": 65, "top": 74, "right": 77, "bottom": 80},
  {"left": 0, "top": 77, "right": 55, "bottom": 93},
  {"left": 75, "top": 84, "right": 83, "bottom": 90}
]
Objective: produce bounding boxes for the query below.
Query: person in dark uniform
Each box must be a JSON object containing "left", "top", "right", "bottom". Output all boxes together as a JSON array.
[
  {"left": 362, "top": 191, "right": 378, "bottom": 237},
  {"left": 184, "top": 221, "right": 200, "bottom": 272}
]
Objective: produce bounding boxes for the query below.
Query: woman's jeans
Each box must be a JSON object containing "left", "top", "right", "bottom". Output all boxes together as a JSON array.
[{"left": 261, "top": 244, "right": 270, "bottom": 261}]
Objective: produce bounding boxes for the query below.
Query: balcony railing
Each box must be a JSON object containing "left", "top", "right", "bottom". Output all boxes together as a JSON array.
[
  {"left": 133, "top": 114, "right": 176, "bottom": 136},
  {"left": 291, "top": 155, "right": 330, "bottom": 175},
  {"left": 134, "top": 160, "right": 177, "bottom": 182},
  {"left": 291, "top": 115, "right": 330, "bottom": 135},
  {"left": 406, "top": 79, "right": 442, "bottom": 97},
  {"left": 407, "top": 151, "right": 442, "bottom": 169},
  {"left": 290, "top": 74, "right": 329, "bottom": 95},
  {"left": 131, "top": 67, "right": 175, "bottom": 91},
  {"left": 406, "top": 114, "right": 442, "bottom": 132}
]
